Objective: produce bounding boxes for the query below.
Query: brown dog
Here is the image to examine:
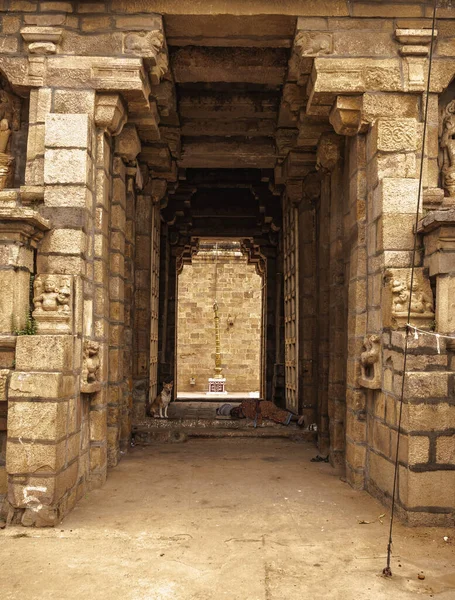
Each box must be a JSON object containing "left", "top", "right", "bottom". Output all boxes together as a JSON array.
[{"left": 149, "top": 381, "right": 173, "bottom": 418}]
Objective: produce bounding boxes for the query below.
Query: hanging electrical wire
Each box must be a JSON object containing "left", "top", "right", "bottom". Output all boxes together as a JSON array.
[{"left": 382, "top": 0, "right": 439, "bottom": 578}]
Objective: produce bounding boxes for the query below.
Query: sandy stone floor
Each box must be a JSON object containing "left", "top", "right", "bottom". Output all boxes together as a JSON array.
[{"left": 1, "top": 439, "right": 454, "bottom": 600}]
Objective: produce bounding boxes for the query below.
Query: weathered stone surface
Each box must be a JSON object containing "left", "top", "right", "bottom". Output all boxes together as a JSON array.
[
  {"left": 15, "top": 335, "right": 74, "bottom": 372},
  {"left": 407, "top": 402, "right": 455, "bottom": 432},
  {"left": 401, "top": 469, "right": 455, "bottom": 509},
  {"left": 7, "top": 401, "right": 68, "bottom": 440},
  {"left": 6, "top": 439, "right": 66, "bottom": 474},
  {"left": 44, "top": 149, "right": 90, "bottom": 185},
  {"left": 45, "top": 113, "right": 91, "bottom": 149},
  {"left": 8, "top": 372, "right": 74, "bottom": 398}
]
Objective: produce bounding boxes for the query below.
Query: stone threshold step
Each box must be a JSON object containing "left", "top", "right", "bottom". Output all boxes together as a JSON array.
[
  {"left": 132, "top": 426, "right": 317, "bottom": 444},
  {"left": 134, "top": 417, "right": 307, "bottom": 430}
]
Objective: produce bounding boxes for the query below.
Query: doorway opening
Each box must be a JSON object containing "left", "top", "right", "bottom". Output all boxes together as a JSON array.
[{"left": 176, "top": 239, "right": 264, "bottom": 400}]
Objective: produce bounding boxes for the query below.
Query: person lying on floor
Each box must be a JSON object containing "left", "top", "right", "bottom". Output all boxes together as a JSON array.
[{"left": 216, "top": 399, "right": 305, "bottom": 427}]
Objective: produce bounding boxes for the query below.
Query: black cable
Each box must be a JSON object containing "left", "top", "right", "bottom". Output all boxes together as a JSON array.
[{"left": 382, "top": 0, "right": 439, "bottom": 578}]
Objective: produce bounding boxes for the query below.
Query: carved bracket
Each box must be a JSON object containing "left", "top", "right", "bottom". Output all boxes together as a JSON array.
[
  {"left": 95, "top": 94, "right": 127, "bottom": 137},
  {"left": 329, "top": 96, "right": 366, "bottom": 137}
]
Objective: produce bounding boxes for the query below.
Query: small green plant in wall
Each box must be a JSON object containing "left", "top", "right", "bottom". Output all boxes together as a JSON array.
[{"left": 13, "top": 312, "right": 37, "bottom": 336}]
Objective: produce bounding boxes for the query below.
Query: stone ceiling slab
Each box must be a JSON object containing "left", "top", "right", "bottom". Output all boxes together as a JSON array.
[
  {"left": 179, "top": 138, "right": 276, "bottom": 169},
  {"left": 170, "top": 47, "right": 288, "bottom": 84}
]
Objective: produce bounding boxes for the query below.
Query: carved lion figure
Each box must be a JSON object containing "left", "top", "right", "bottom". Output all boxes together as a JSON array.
[{"left": 82, "top": 340, "right": 100, "bottom": 385}]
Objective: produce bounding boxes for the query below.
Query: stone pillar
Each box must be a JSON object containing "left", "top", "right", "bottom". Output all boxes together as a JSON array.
[
  {"left": 329, "top": 90, "right": 454, "bottom": 523},
  {"left": 317, "top": 134, "right": 348, "bottom": 467},
  {"left": 132, "top": 187, "right": 152, "bottom": 420},
  {"left": 344, "top": 132, "right": 368, "bottom": 489},
  {"left": 5, "top": 89, "right": 100, "bottom": 525},
  {"left": 107, "top": 124, "right": 140, "bottom": 466},
  {"left": 297, "top": 181, "right": 319, "bottom": 428},
  {"left": 92, "top": 93, "right": 126, "bottom": 487}
]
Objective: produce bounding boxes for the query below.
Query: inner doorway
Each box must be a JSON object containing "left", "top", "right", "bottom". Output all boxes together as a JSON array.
[{"left": 176, "top": 239, "right": 264, "bottom": 399}]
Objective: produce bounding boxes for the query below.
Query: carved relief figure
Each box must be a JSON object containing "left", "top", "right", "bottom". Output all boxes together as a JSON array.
[
  {"left": 440, "top": 99, "right": 455, "bottom": 196},
  {"left": 295, "top": 32, "right": 333, "bottom": 56},
  {"left": 0, "top": 81, "right": 20, "bottom": 190},
  {"left": 391, "top": 279, "right": 409, "bottom": 313},
  {"left": 82, "top": 341, "right": 100, "bottom": 386},
  {"left": 391, "top": 278, "right": 434, "bottom": 316},
  {"left": 359, "top": 335, "right": 381, "bottom": 389},
  {"left": 33, "top": 276, "right": 70, "bottom": 313},
  {"left": 386, "top": 268, "right": 435, "bottom": 329},
  {"left": 32, "top": 274, "right": 72, "bottom": 334}
]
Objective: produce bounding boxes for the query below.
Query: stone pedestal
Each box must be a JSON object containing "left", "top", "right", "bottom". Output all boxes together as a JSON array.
[{"left": 207, "top": 378, "right": 227, "bottom": 394}]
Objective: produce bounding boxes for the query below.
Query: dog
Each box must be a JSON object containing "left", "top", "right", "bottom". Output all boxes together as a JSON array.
[{"left": 149, "top": 381, "right": 173, "bottom": 419}]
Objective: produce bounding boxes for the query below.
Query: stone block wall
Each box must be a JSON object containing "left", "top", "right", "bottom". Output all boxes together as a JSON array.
[
  {"left": 177, "top": 249, "right": 263, "bottom": 394},
  {"left": 368, "top": 332, "right": 455, "bottom": 526}
]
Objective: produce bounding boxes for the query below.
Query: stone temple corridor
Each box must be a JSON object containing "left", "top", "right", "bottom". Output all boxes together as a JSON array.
[
  {"left": 1, "top": 438, "right": 454, "bottom": 600},
  {"left": 1, "top": 0, "right": 455, "bottom": 565}
]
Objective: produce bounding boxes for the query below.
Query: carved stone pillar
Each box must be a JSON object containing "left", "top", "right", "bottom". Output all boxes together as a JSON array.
[
  {"left": 6, "top": 89, "right": 99, "bottom": 526},
  {"left": 107, "top": 124, "right": 141, "bottom": 467},
  {"left": 317, "top": 134, "right": 347, "bottom": 467}
]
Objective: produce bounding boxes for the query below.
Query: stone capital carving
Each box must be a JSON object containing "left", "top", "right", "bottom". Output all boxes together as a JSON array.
[
  {"left": 0, "top": 203, "right": 50, "bottom": 247},
  {"left": 20, "top": 26, "right": 62, "bottom": 55},
  {"left": 395, "top": 28, "right": 436, "bottom": 56},
  {"left": 95, "top": 94, "right": 127, "bottom": 137},
  {"left": 115, "top": 124, "right": 141, "bottom": 162},
  {"left": 32, "top": 274, "right": 73, "bottom": 334},
  {"left": 395, "top": 28, "right": 437, "bottom": 92},
  {"left": 359, "top": 335, "right": 382, "bottom": 389},
  {"left": 307, "top": 58, "right": 402, "bottom": 115}
]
